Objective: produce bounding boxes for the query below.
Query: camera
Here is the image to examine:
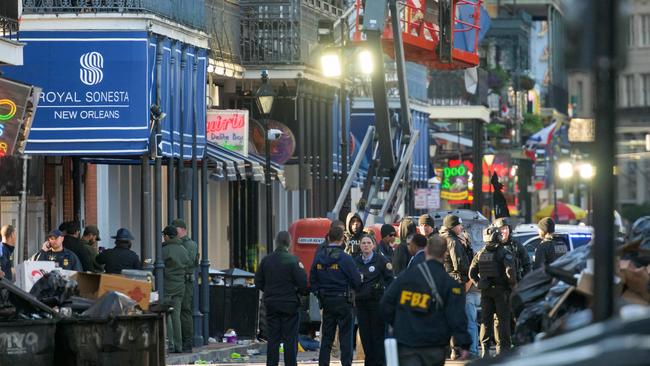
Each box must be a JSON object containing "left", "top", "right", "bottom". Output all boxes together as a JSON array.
[{"left": 267, "top": 129, "right": 284, "bottom": 141}]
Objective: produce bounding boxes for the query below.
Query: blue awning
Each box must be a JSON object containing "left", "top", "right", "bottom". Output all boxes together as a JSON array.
[
  {"left": 205, "top": 142, "right": 284, "bottom": 183},
  {"left": 2, "top": 31, "right": 207, "bottom": 157}
]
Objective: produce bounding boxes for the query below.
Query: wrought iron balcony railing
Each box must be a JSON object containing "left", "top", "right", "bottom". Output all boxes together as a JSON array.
[
  {"left": 22, "top": 0, "right": 205, "bottom": 31},
  {"left": 240, "top": 0, "right": 342, "bottom": 65},
  {"left": 1, "top": 15, "right": 19, "bottom": 38}
]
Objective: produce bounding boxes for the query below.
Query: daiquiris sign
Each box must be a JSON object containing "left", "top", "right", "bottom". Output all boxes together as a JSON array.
[
  {"left": 206, "top": 110, "right": 249, "bottom": 156},
  {"left": 2, "top": 31, "right": 150, "bottom": 155}
]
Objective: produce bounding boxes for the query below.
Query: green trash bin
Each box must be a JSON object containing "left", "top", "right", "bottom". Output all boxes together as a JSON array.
[
  {"left": 55, "top": 314, "right": 165, "bottom": 366},
  {"left": 0, "top": 319, "right": 57, "bottom": 366}
]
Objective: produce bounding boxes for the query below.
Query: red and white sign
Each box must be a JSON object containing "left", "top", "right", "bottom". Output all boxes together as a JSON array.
[{"left": 206, "top": 109, "right": 249, "bottom": 156}]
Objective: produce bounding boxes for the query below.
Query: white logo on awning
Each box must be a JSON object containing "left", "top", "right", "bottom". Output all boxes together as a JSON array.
[{"left": 80, "top": 52, "right": 104, "bottom": 86}]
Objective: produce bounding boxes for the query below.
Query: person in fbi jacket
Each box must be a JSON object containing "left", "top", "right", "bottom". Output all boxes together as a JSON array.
[
  {"left": 310, "top": 225, "right": 361, "bottom": 366},
  {"left": 381, "top": 235, "right": 471, "bottom": 366}
]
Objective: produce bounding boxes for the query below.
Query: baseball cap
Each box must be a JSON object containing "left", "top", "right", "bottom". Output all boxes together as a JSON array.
[
  {"left": 171, "top": 218, "right": 187, "bottom": 229},
  {"left": 442, "top": 215, "right": 463, "bottom": 229},
  {"left": 84, "top": 225, "right": 101, "bottom": 241},
  {"left": 162, "top": 225, "right": 178, "bottom": 237},
  {"left": 418, "top": 214, "right": 435, "bottom": 227},
  {"left": 47, "top": 229, "right": 63, "bottom": 238}
]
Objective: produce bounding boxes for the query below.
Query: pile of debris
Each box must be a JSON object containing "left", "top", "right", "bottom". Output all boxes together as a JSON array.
[
  {"left": 509, "top": 216, "right": 650, "bottom": 346},
  {"left": 0, "top": 267, "right": 165, "bottom": 366}
]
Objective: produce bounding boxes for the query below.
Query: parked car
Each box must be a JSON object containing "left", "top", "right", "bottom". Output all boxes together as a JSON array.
[{"left": 512, "top": 223, "right": 594, "bottom": 263}]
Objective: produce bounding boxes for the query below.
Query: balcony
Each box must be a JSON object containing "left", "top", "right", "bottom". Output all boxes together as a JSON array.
[
  {"left": 206, "top": 0, "right": 241, "bottom": 65},
  {"left": 240, "top": 0, "right": 343, "bottom": 66},
  {"left": 22, "top": 0, "right": 205, "bottom": 31},
  {"left": 1, "top": 1, "right": 23, "bottom": 65},
  {"left": 427, "top": 68, "right": 488, "bottom": 106}
]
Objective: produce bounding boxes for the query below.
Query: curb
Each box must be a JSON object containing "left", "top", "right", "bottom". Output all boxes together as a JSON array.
[{"left": 166, "top": 342, "right": 267, "bottom": 365}]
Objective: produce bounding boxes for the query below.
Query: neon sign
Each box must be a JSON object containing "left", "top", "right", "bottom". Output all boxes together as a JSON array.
[
  {"left": 0, "top": 99, "right": 17, "bottom": 121},
  {"left": 441, "top": 161, "right": 469, "bottom": 200}
]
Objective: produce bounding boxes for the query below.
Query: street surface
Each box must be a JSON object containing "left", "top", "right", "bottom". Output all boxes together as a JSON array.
[{"left": 173, "top": 350, "right": 468, "bottom": 365}]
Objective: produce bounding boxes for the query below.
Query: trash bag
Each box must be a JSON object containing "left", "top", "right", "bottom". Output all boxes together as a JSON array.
[
  {"left": 510, "top": 268, "right": 554, "bottom": 317},
  {"left": 29, "top": 270, "right": 78, "bottom": 307},
  {"left": 67, "top": 296, "right": 95, "bottom": 313},
  {"left": 0, "top": 278, "right": 58, "bottom": 320},
  {"left": 547, "top": 245, "right": 592, "bottom": 285},
  {"left": 513, "top": 300, "right": 546, "bottom": 346},
  {"left": 81, "top": 291, "right": 138, "bottom": 318}
]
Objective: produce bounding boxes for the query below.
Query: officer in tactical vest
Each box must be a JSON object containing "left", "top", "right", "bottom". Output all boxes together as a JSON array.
[
  {"left": 469, "top": 227, "right": 516, "bottom": 357},
  {"left": 494, "top": 218, "right": 531, "bottom": 281},
  {"left": 533, "top": 217, "right": 568, "bottom": 269},
  {"left": 310, "top": 226, "right": 361, "bottom": 366}
]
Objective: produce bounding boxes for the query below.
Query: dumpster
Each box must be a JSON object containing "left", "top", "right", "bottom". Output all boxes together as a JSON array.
[
  {"left": 209, "top": 285, "right": 259, "bottom": 339},
  {"left": 54, "top": 314, "right": 165, "bottom": 366},
  {"left": 0, "top": 319, "right": 57, "bottom": 366}
]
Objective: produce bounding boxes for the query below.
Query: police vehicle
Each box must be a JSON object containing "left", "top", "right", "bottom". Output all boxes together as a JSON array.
[{"left": 511, "top": 224, "right": 594, "bottom": 263}]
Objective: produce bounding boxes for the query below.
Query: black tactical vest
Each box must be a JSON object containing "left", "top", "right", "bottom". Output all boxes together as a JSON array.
[{"left": 478, "top": 250, "right": 500, "bottom": 279}]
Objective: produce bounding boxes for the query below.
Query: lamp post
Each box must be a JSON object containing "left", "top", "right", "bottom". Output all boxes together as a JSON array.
[
  {"left": 256, "top": 70, "right": 276, "bottom": 255},
  {"left": 579, "top": 162, "right": 595, "bottom": 224}
]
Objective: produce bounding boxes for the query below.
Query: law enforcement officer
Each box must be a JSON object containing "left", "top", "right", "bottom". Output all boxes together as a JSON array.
[
  {"left": 32, "top": 229, "right": 83, "bottom": 271},
  {"left": 406, "top": 233, "right": 428, "bottom": 269},
  {"left": 171, "top": 218, "right": 199, "bottom": 353},
  {"left": 95, "top": 228, "right": 142, "bottom": 274},
  {"left": 255, "top": 231, "right": 307, "bottom": 366},
  {"left": 80, "top": 225, "right": 104, "bottom": 273},
  {"left": 381, "top": 235, "right": 471, "bottom": 365},
  {"left": 377, "top": 224, "right": 397, "bottom": 261},
  {"left": 161, "top": 225, "right": 191, "bottom": 353},
  {"left": 533, "top": 217, "right": 568, "bottom": 269},
  {"left": 440, "top": 214, "right": 479, "bottom": 357},
  {"left": 345, "top": 213, "right": 365, "bottom": 258},
  {"left": 494, "top": 218, "right": 531, "bottom": 281},
  {"left": 310, "top": 226, "right": 361, "bottom": 366},
  {"left": 0, "top": 225, "right": 17, "bottom": 281},
  {"left": 355, "top": 234, "right": 393, "bottom": 366},
  {"left": 469, "top": 227, "right": 516, "bottom": 357},
  {"left": 418, "top": 214, "right": 438, "bottom": 238}
]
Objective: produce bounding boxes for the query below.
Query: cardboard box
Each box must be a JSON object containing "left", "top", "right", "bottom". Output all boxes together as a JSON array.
[
  {"left": 73, "top": 272, "right": 152, "bottom": 310},
  {"left": 575, "top": 271, "right": 623, "bottom": 297}
]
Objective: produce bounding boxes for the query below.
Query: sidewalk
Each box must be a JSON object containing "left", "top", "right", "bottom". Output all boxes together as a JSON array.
[{"left": 166, "top": 341, "right": 267, "bottom": 365}]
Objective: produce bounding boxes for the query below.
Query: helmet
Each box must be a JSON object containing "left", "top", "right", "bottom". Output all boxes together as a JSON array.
[
  {"left": 483, "top": 226, "right": 501, "bottom": 243},
  {"left": 494, "top": 217, "right": 511, "bottom": 228},
  {"left": 631, "top": 216, "right": 650, "bottom": 249}
]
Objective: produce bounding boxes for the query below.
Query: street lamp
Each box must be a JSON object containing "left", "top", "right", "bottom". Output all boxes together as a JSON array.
[
  {"left": 357, "top": 49, "right": 374, "bottom": 75},
  {"left": 320, "top": 49, "right": 342, "bottom": 78},
  {"left": 256, "top": 70, "right": 276, "bottom": 255},
  {"left": 558, "top": 161, "right": 574, "bottom": 180},
  {"left": 579, "top": 162, "right": 595, "bottom": 180}
]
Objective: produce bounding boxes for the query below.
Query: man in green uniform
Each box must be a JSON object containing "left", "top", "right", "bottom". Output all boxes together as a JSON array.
[
  {"left": 172, "top": 218, "right": 199, "bottom": 352},
  {"left": 162, "top": 225, "right": 190, "bottom": 353},
  {"left": 80, "top": 225, "right": 104, "bottom": 273}
]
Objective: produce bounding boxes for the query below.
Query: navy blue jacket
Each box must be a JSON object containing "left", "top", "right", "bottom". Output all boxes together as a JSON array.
[
  {"left": 381, "top": 259, "right": 471, "bottom": 348},
  {"left": 354, "top": 251, "right": 393, "bottom": 301},
  {"left": 0, "top": 243, "right": 14, "bottom": 281},
  {"left": 406, "top": 249, "right": 426, "bottom": 269},
  {"left": 310, "top": 244, "right": 361, "bottom": 296}
]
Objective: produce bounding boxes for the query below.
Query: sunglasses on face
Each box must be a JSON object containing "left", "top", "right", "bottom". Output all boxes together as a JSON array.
[{"left": 388, "top": 233, "right": 396, "bottom": 237}]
